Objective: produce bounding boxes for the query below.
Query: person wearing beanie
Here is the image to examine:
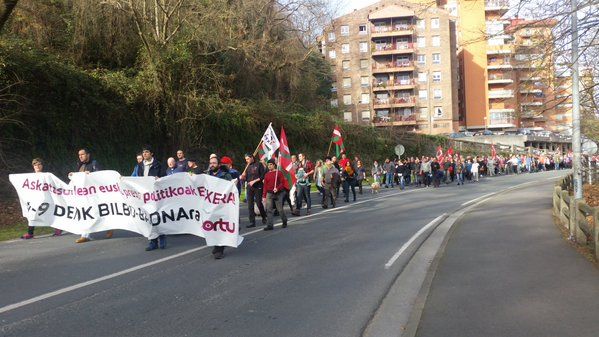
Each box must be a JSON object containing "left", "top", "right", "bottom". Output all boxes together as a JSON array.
[{"left": 220, "top": 156, "right": 241, "bottom": 193}]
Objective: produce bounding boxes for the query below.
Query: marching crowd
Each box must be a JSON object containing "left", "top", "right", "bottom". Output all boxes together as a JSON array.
[{"left": 20, "top": 145, "right": 582, "bottom": 260}]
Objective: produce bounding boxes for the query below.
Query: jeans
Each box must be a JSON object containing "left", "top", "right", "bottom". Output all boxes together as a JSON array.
[
  {"left": 342, "top": 179, "right": 356, "bottom": 201},
  {"left": 399, "top": 175, "right": 405, "bottom": 190},
  {"left": 296, "top": 184, "right": 311, "bottom": 211},
  {"left": 385, "top": 172, "right": 394, "bottom": 187},
  {"left": 456, "top": 172, "right": 464, "bottom": 184},
  {"left": 265, "top": 192, "right": 286, "bottom": 228},
  {"left": 247, "top": 186, "right": 266, "bottom": 225}
]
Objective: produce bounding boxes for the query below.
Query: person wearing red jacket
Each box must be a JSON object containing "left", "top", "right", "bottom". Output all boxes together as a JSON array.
[{"left": 262, "top": 159, "right": 288, "bottom": 230}]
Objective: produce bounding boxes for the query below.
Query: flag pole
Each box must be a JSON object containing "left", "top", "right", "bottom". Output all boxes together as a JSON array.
[
  {"left": 327, "top": 140, "right": 333, "bottom": 157},
  {"left": 241, "top": 139, "right": 264, "bottom": 176},
  {"left": 274, "top": 153, "right": 280, "bottom": 190}
]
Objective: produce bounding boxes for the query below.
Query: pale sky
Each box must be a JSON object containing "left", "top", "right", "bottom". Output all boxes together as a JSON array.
[{"left": 339, "top": 0, "right": 380, "bottom": 15}]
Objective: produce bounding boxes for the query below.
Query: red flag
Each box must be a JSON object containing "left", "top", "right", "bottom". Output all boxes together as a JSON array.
[
  {"left": 448, "top": 147, "right": 454, "bottom": 156},
  {"left": 491, "top": 144, "right": 497, "bottom": 159},
  {"left": 279, "top": 127, "right": 296, "bottom": 187}
]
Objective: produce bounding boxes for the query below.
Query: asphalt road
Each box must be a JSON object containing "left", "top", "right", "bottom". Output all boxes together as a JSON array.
[{"left": 0, "top": 170, "right": 565, "bottom": 337}]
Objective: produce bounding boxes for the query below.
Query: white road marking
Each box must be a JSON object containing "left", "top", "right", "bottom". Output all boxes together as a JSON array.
[
  {"left": 0, "top": 187, "right": 423, "bottom": 315},
  {"left": 384, "top": 214, "right": 446, "bottom": 270},
  {"left": 461, "top": 193, "right": 495, "bottom": 206}
]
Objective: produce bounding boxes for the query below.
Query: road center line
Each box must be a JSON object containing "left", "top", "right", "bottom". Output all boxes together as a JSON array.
[{"left": 384, "top": 214, "right": 447, "bottom": 270}]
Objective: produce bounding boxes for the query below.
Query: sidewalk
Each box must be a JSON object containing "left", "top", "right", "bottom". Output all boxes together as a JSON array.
[{"left": 415, "top": 181, "right": 599, "bottom": 337}]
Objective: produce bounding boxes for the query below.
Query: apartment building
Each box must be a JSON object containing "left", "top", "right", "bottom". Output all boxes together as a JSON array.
[
  {"left": 320, "top": 1, "right": 459, "bottom": 134},
  {"left": 435, "top": 0, "right": 569, "bottom": 132}
]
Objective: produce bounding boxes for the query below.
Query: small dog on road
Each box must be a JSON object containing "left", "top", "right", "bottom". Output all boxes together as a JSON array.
[{"left": 371, "top": 182, "right": 381, "bottom": 194}]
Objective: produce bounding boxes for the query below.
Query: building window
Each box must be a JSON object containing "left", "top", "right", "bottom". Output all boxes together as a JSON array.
[
  {"left": 420, "top": 107, "right": 428, "bottom": 118},
  {"left": 343, "top": 77, "right": 351, "bottom": 88},
  {"left": 361, "top": 76, "right": 369, "bottom": 87},
  {"left": 331, "top": 99, "right": 338, "bottom": 107},
  {"left": 434, "top": 107, "right": 443, "bottom": 118},
  {"left": 328, "top": 32, "right": 336, "bottom": 41},
  {"left": 331, "top": 83, "right": 337, "bottom": 92},
  {"left": 341, "top": 43, "right": 350, "bottom": 54},
  {"left": 342, "top": 60, "right": 350, "bottom": 70},
  {"left": 431, "top": 18, "right": 440, "bottom": 29},
  {"left": 417, "top": 19, "right": 425, "bottom": 29},
  {"left": 418, "top": 72, "right": 427, "bottom": 83},
  {"left": 417, "top": 36, "right": 426, "bottom": 48},
  {"left": 432, "top": 53, "right": 441, "bottom": 64},
  {"left": 361, "top": 110, "right": 371, "bottom": 121},
  {"left": 359, "top": 25, "right": 368, "bottom": 35},
  {"left": 419, "top": 89, "right": 428, "bottom": 100},
  {"left": 433, "top": 89, "right": 442, "bottom": 99},
  {"left": 360, "top": 59, "right": 369, "bottom": 69},
  {"left": 344, "top": 112, "right": 352, "bottom": 122},
  {"left": 341, "top": 25, "right": 350, "bottom": 36},
  {"left": 343, "top": 94, "right": 352, "bottom": 105},
  {"left": 329, "top": 50, "right": 336, "bottom": 59},
  {"left": 361, "top": 93, "right": 370, "bottom": 104},
  {"left": 359, "top": 41, "right": 368, "bottom": 53},
  {"left": 433, "top": 71, "right": 441, "bottom": 82},
  {"left": 417, "top": 54, "right": 426, "bottom": 65},
  {"left": 432, "top": 36, "right": 440, "bottom": 47}
]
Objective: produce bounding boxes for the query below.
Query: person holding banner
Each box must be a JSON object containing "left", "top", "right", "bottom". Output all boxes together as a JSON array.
[
  {"left": 21, "top": 158, "right": 62, "bottom": 239},
  {"left": 139, "top": 146, "right": 166, "bottom": 251},
  {"left": 262, "top": 159, "right": 288, "bottom": 230},
  {"left": 206, "top": 155, "right": 233, "bottom": 259},
  {"left": 73, "top": 148, "right": 104, "bottom": 243},
  {"left": 240, "top": 154, "right": 267, "bottom": 228}
]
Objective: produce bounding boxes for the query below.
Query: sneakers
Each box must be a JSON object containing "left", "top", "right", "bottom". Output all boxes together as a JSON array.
[
  {"left": 292, "top": 210, "right": 300, "bottom": 216},
  {"left": 263, "top": 226, "right": 274, "bottom": 231},
  {"left": 246, "top": 223, "right": 256, "bottom": 228},
  {"left": 282, "top": 221, "right": 288, "bottom": 228},
  {"left": 261, "top": 218, "right": 267, "bottom": 225},
  {"left": 21, "top": 233, "right": 34, "bottom": 240},
  {"left": 145, "top": 239, "right": 158, "bottom": 251},
  {"left": 158, "top": 235, "right": 167, "bottom": 249},
  {"left": 214, "top": 251, "right": 224, "bottom": 259},
  {"left": 105, "top": 230, "right": 113, "bottom": 239},
  {"left": 75, "top": 237, "right": 90, "bottom": 243},
  {"left": 306, "top": 209, "right": 311, "bottom": 215},
  {"left": 52, "top": 229, "right": 62, "bottom": 236}
]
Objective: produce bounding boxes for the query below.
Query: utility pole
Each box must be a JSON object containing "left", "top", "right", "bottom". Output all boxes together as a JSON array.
[{"left": 571, "top": 0, "right": 583, "bottom": 199}]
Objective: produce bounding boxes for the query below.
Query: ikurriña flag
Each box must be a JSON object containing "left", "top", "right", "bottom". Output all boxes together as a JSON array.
[
  {"left": 279, "top": 127, "right": 296, "bottom": 187},
  {"left": 259, "top": 123, "right": 280, "bottom": 161},
  {"left": 331, "top": 126, "right": 345, "bottom": 157}
]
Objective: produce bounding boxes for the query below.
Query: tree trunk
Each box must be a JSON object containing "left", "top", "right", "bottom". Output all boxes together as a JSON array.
[{"left": 0, "top": 0, "right": 19, "bottom": 33}]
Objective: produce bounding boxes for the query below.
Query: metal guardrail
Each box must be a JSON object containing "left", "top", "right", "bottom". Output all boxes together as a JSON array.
[{"left": 552, "top": 174, "right": 599, "bottom": 260}]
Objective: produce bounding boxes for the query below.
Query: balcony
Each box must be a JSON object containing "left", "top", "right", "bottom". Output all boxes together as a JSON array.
[
  {"left": 521, "top": 111, "right": 546, "bottom": 119},
  {"left": 519, "top": 89, "right": 542, "bottom": 94},
  {"left": 372, "top": 61, "right": 415, "bottom": 74},
  {"left": 372, "top": 79, "right": 416, "bottom": 91},
  {"left": 488, "top": 90, "right": 514, "bottom": 99},
  {"left": 519, "top": 76, "right": 541, "bottom": 81},
  {"left": 489, "top": 117, "right": 517, "bottom": 127},
  {"left": 557, "top": 103, "right": 573, "bottom": 109},
  {"left": 373, "top": 96, "right": 417, "bottom": 108},
  {"left": 372, "top": 42, "right": 415, "bottom": 56},
  {"left": 487, "top": 62, "right": 513, "bottom": 70},
  {"left": 489, "top": 108, "right": 515, "bottom": 113},
  {"left": 487, "top": 48, "right": 513, "bottom": 55},
  {"left": 487, "top": 75, "right": 514, "bottom": 84},
  {"left": 371, "top": 24, "right": 414, "bottom": 38},
  {"left": 373, "top": 113, "right": 417, "bottom": 126},
  {"left": 485, "top": 0, "right": 509, "bottom": 12},
  {"left": 520, "top": 101, "right": 544, "bottom": 107}
]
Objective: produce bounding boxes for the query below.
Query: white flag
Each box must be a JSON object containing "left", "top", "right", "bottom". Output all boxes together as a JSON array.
[{"left": 261, "top": 123, "right": 280, "bottom": 159}]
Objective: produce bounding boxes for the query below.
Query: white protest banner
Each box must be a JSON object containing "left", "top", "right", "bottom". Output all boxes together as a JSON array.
[{"left": 9, "top": 171, "right": 242, "bottom": 248}]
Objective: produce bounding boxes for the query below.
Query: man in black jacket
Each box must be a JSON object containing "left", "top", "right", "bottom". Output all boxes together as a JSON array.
[
  {"left": 138, "top": 146, "right": 166, "bottom": 251},
  {"left": 73, "top": 148, "right": 103, "bottom": 243},
  {"left": 240, "top": 154, "right": 267, "bottom": 228}
]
